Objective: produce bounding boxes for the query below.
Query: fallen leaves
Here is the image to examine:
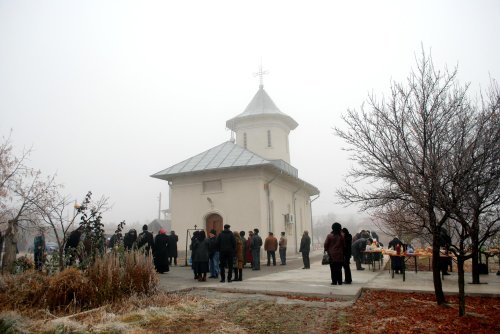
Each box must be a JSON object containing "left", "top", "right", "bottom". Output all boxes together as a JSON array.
[{"left": 339, "top": 290, "right": 500, "bottom": 334}]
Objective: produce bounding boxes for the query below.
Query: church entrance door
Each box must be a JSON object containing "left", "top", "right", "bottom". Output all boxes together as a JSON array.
[{"left": 205, "top": 213, "right": 223, "bottom": 236}]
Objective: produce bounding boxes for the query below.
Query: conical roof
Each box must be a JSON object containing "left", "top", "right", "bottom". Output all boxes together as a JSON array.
[{"left": 226, "top": 85, "right": 298, "bottom": 131}]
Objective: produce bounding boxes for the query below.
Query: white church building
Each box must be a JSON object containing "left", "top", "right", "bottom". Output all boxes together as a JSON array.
[{"left": 151, "top": 82, "right": 319, "bottom": 255}]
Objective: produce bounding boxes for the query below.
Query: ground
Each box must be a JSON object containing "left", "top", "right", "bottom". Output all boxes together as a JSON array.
[{"left": 1, "top": 289, "right": 498, "bottom": 333}]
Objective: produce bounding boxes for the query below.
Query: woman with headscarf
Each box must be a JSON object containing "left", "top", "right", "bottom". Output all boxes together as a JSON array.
[
  {"left": 153, "top": 229, "right": 170, "bottom": 274},
  {"left": 324, "top": 222, "right": 345, "bottom": 285}
]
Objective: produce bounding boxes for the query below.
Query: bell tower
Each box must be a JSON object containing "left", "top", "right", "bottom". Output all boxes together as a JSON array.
[{"left": 226, "top": 68, "right": 298, "bottom": 164}]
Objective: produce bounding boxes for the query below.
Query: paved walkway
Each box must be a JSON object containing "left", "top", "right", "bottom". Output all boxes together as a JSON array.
[{"left": 158, "top": 251, "right": 500, "bottom": 301}]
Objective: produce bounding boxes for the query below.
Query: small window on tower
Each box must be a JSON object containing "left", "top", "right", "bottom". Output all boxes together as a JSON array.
[
  {"left": 244, "top": 132, "right": 247, "bottom": 149},
  {"left": 267, "top": 130, "right": 272, "bottom": 147}
]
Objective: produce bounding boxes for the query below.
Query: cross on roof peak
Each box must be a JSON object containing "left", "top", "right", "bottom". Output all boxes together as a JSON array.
[{"left": 253, "top": 63, "right": 269, "bottom": 88}]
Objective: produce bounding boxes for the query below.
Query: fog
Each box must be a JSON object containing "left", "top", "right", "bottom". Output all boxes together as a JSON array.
[{"left": 1, "top": 1, "right": 499, "bottom": 228}]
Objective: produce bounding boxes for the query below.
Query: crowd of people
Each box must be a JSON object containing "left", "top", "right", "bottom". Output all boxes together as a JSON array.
[
  {"left": 60, "top": 224, "right": 179, "bottom": 274},
  {"left": 49, "top": 221, "right": 423, "bottom": 287},
  {"left": 188, "top": 225, "right": 291, "bottom": 283},
  {"left": 117, "top": 225, "right": 179, "bottom": 274},
  {"left": 322, "top": 224, "right": 380, "bottom": 285}
]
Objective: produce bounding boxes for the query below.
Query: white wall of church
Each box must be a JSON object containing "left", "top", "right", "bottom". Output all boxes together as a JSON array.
[
  {"left": 265, "top": 175, "right": 314, "bottom": 254},
  {"left": 234, "top": 119, "right": 291, "bottom": 163},
  {"left": 169, "top": 169, "right": 267, "bottom": 254},
  {"left": 168, "top": 167, "right": 314, "bottom": 258}
]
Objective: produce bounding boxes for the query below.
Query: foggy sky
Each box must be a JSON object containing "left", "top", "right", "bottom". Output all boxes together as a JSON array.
[{"left": 1, "top": 1, "right": 499, "bottom": 227}]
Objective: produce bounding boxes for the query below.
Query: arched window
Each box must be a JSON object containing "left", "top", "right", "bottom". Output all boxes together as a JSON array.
[
  {"left": 267, "top": 130, "right": 272, "bottom": 147},
  {"left": 244, "top": 132, "right": 247, "bottom": 148}
]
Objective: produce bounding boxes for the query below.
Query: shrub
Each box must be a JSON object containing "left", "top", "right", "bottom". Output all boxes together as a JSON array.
[
  {"left": 121, "top": 251, "right": 158, "bottom": 296},
  {"left": 1, "top": 271, "right": 49, "bottom": 308},
  {"left": 85, "top": 252, "right": 123, "bottom": 305},
  {"left": 0, "top": 251, "right": 158, "bottom": 312},
  {"left": 46, "top": 268, "right": 92, "bottom": 310},
  {"left": 85, "top": 251, "right": 158, "bottom": 306}
]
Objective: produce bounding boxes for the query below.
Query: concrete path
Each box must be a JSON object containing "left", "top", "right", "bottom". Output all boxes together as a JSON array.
[{"left": 158, "top": 251, "right": 500, "bottom": 300}]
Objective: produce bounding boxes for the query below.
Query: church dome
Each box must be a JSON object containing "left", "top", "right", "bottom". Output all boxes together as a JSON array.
[{"left": 226, "top": 85, "right": 298, "bottom": 131}]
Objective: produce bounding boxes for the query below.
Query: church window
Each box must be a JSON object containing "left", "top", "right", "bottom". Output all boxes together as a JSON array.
[
  {"left": 267, "top": 130, "right": 272, "bottom": 147},
  {"left": 244, "top": 133, "right": 247, "bottom": 149},
  {"left": 203, "top": 179, "right": 222, "bottom": 193}
]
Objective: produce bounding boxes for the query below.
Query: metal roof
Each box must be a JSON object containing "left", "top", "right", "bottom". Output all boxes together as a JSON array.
[
  {"left": 150, "top": 141, "right": 319, "bottom": 195},
  {"left": 226, "top": 85, "right": 298, "bottom": 131}
]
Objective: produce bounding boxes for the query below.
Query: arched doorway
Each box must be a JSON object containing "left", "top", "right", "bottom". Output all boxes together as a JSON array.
[{"left": 205, "top": 213, "right": 223, "bottom": 236}]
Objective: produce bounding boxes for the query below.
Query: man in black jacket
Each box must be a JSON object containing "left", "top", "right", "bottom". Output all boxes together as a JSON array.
[
  {"left": 137, "top": 224, "right": 154, "bottom": 255},
  {"left": 216, "top": 224, "right": 236, "bottom": 282},
  {"left": 299, "top": 230, "right": 311, "bottom": 269},
  {"left": 342, "top": 227, "right": 352, "bottom": 283},
  {"left": 168, "top": 231, "right": 179, "bottom": 266},
  {"left": 251, "top": 228, "right": 263, "bottom": 270}
]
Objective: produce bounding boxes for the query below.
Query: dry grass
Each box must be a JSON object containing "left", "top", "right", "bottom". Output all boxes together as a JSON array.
[
  {"left": 0, "top": 251, "right": 158, "bottom": 314},
  {"left": 0, "top": 271, "right": 49, "bottom": 309},
  {"left": 3, "top": 289, "right": 497, "bottom": 333}
]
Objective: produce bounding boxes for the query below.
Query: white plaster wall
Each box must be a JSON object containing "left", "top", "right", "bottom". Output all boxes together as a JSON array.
[
  {"left": 234, "top": 118, "right": 291, "bottom": 163},
  {"left": 168, "top": 167, "right": 314, "bottom": 258},
  {"left": 169, "top": 169, "right": 267, "bottom": 253},
  {"left": 265, "top": 176, "right": 313, "bottom": 254}
]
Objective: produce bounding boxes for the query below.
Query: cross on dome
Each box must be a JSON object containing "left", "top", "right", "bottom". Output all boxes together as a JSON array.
[{"left": 253, "top": 63, "right": 269, "bottom": 88}]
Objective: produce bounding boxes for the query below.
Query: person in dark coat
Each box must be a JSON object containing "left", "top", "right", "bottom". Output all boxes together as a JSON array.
[
  {"left": 351, "top": 237, "right": 372, "bottom": 270},
  {"left": 388, "top": 236, "right": 404, "bottom": 274},
  {"left": 190, "top": 231, "right": 200, "bottom": 279},
  {"left": 137, "top": 224, "right": 154, "bottom": 255},
  {"left": 65, "top": 226, "right": 83, "bottom": 265},
  {"left": 325, "top": 223, "right": 344, "bottom": 285},
  {"left": 168, "top": 231, "right": 178, "bottom": 266},
  {"left": 193, "top": 230, "right": 210, "bottom": 281},
  {"left": 342, "top": 227, "right": 352, "bottom": 284},
  {"left": 123, "top": 229, "right": 137, "bottom": 251},
  {"left": 299, "top": 230, "right": 311, "bottom": 269},
  {"left": 33, "top": 231, "right": 45, "bottom": 271},
  {"left": 109, "top": 232, "right": 122, "bottom": 249},
  {"left": 153, "top": 229, "right": 169, "bottom": 273},
  {"left": 251, "top": 228, "right": 263, "bottom": 270},
  {"left": 216, "top": 224, "right": 236, "bottom": 282}
]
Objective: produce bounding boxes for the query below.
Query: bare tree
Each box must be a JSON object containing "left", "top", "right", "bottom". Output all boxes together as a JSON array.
[
  {"left": 335, "top": 49, "right": 470, "bottom": 305},
  {"left": 439, "top": 79, "right": 500, "bottom": 295},
  {"left": 31, "top": 186, "right": 80, "bottom": 271},
  {"left": 372, "top": 201, "right": 427, "bottom": 245}
]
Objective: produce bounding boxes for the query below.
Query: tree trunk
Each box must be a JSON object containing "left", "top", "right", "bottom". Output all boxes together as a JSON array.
[
  {"left": 58, "top": 247, "right": 65, "bottom": 272},
  {"left": 432, "top": 233, "right": 446, "bottom": 305},
  {"left": 457, "top": 255, "right": 466, "bottom": 316},
  {"left": 471, "top": 247, "right": 480, "bottom": 284},
  {"left": 1, "top": 220, "right": 18, "bottom": 274},
  {"left": 471, "top": 217, "right": 480, "bottom": 284}
]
